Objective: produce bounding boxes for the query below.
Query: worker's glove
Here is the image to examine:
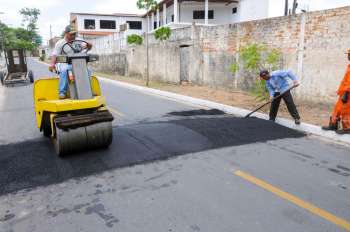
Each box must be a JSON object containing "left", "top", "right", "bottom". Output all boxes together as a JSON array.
[
  {"left": 342, "top": 91, "right": 349, "bottom": 103},
  {"left": 273, "top": 92, "right": 280, "bottom": 98}
]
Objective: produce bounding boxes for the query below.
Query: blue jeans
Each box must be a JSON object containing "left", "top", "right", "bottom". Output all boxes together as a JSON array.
[
  {"left": 57, "top": 63, "right": 91, "bottom": 96},
  {"left": 57, "top": 64, "right": 72, "bottom": 96}
]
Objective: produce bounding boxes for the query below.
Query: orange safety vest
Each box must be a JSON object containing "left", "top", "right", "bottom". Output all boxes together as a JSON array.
[
  {"left": 337, "top": 64, "right": 350, "bottom": 96},
  {"left": 331, "top": 65, "right": 350, "bottom": 128}
]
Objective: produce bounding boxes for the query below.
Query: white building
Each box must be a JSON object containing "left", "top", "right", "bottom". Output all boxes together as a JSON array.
[
  {"left": 70, "top": 12, "right": 146, "bottom": 39},
  {"left": 70, "top": 1, "right": 298, "bottom": 36},
  {"left": 144, "top": 0, "right": 280, "bottom": 31}
]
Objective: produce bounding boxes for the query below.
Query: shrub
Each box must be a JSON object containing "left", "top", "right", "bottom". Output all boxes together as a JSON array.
[
  {"left": 229, "top": 43, "right": 282, "bottom": 101},
  {"left": 154, "top": 27, "right": 171, "bottom": 41},
  {"left": 127, "top": 34, "right": 143, "bottom": 45}
]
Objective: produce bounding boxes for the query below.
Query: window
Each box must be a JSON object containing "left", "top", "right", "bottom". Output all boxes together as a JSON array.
[
  {"left": 127, "top": 21, "right": 142, "bottom": 30},
  {"left": 100, "top": 20, "right": 116, "bottom": 29},
  {"left": 193, "top": 10, "right": 214, "bottom": 19},
  {"left": 171, "top": 15, "right": 174, "bottom": 22},
  {"left": 84, "top": 19, "right": 95, "bottom": 30},
  {"left": 232, "top": 7, "right": 238, "bottom": 14}
]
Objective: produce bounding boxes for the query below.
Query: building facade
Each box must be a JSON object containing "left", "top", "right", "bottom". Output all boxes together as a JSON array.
[
  {"left": 70, "top": 13, "right": 146, "bottom": 39},
  {"left": 69, "top": 1, "right": 281, "bottom": 36},
  {"left": 144, "top": 0, "right": 271, "bottom": 31}
]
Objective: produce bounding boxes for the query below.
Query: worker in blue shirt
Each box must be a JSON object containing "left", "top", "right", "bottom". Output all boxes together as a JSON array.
[{"left": 259, "top": 69, "right": 301, "bottom": 125}]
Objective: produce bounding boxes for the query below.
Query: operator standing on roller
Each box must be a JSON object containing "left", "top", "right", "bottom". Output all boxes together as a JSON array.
[
  {"left": 49, "top": 25, "right": 92, "bottom": 99},
  {"left": 259, "top": 69, "right": 301, "bottom": 125}
]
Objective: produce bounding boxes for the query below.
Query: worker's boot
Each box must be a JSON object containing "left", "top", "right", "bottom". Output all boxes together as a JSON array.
[
  {"left": 336, "top": 128, "right": 350, "bottom": 135},
  {"left": 336, "top": 118, "right": 350, "bottom": 134},
  {"left": 322, "top": 117, "right": 339, "bottom": 131}
]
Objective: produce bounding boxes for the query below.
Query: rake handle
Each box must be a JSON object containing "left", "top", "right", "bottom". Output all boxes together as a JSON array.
[{"left": 245, "top": 85, "right": 298, "bottom": 118}]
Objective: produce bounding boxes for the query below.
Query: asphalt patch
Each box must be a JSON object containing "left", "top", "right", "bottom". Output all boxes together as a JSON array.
[
  {"left": 0, "top": 116, "right": 304, "bottom": 195},
  {"left": 167, "top": 109, "right": 225, "bottom": 117}
]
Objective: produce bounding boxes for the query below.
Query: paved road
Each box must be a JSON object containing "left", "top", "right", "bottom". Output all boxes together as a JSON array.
[{"left": 0, "top": 58, "right": 349, "bottom": 232}]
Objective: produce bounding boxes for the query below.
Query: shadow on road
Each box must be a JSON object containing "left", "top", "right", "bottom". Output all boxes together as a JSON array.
[{"left": 0, "top": 116, "right": 305, "bottom": 195}]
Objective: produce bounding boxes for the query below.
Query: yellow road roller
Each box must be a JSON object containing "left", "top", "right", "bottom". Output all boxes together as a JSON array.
[{"left": 34, "top": 43, "right": 114, "bottom": 156}]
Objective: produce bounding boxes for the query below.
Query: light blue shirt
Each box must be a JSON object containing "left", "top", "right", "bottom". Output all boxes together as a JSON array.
[{"left": 266, "top": 70, "right": 298, "bottom": 97}]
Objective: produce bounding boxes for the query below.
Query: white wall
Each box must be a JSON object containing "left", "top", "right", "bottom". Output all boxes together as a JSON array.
[
  {"left": 238, "top": 0, "right": 270, "bottom": 22},
  {"left": 231, "top": 2, "right": 240, "bottom": 23},
  {"left": 76, "top": 14, "right": 146, "bottom": 33},
  {"left": 166, "top": 4, "right": 175, "bottom": 24},
  {"left": 90, "top": 33, "right": 127, "bottom": 54},
  {"left": 268, "top": 0, "right": 285, "bottom": 17},
  {"left": 179, "top": 2, "right": 237, "bottom": 25},
  {"left": 153, "top": 0, "right": 271, "bottom": 27}
]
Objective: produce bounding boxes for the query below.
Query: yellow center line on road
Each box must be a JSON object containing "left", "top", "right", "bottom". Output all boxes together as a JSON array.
[
  {"left": 108, "top": 107, "right": 124, "bottom": 117},
  {"left": 234, "top": 170, "right": 350, "bottom": 231}
]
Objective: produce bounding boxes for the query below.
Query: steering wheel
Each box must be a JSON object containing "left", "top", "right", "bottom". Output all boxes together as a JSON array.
[{"left": 61, "top": 40, "right": 90, "bottom": 55}]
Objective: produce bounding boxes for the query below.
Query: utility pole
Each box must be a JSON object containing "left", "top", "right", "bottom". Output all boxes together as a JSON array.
[
  {"left": 49, "top": 25, "right": 52, "bottom": 39},
  {"left": 292, "top": 0, "right": 298, "bottom": 15},
  {"left": 146, "top": 15, "right": 150, "bottom": 87},
  {"left": 284, "top": 0, "right": 289, "bottom": 16}
]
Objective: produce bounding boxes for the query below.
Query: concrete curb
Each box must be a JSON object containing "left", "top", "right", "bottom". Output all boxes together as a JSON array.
[{"left": 100, "top": 77, "right": 350, "bottom": 145}]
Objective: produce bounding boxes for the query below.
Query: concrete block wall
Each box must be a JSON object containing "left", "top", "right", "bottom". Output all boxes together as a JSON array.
[
  {"left": 301, "top": 8, "right": 350, "bottom": 102},
  {"left": 91, "top": 53, "right": 127, "bottom": 76}
]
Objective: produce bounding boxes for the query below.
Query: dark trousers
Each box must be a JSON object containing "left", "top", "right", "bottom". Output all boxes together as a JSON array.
[{"left": 270, "top": 91, "right": 300, "bottom": 121}]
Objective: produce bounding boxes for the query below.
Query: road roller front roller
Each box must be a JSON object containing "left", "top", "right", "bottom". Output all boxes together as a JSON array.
[{"left": 34, "top": 41, "right": 114, "bottom": 156}]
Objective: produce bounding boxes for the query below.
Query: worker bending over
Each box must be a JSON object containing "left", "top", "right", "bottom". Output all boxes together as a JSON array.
[
  {"left": 259, "top": 69, "right": 301, "bottom": 125},
  {"left": 49, "top": 25, "right": 92, "bottom": 99},
  {"left": 322, "top": 49, "right": 350, "bottom": 134}
]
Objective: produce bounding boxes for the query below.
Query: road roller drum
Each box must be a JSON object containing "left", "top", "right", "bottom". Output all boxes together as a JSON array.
[{"left": 54, "top": 121, "right": 113, "bottom": 156}]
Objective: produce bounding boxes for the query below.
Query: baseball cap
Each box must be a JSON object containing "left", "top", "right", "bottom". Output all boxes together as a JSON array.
[
  {"left": 64, "top": 25, "right": 77, "bottom": 34},
  {"left": 259, "top": 69, "right": 269, "bottom": 77}
]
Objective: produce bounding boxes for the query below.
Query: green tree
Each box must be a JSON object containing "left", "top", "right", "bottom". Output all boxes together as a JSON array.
[
  {"left": 1, "top": 26, "right": 35, "bottom": 50},
  {"left": 19, "top": 7, "right": 40, "bottom": 31},
  {"left": 0, "top": 19, "right": 42, "bottom": 51},
  {"left": 19, "top": 7, "right": 42, "bottom": 48},
  {"left": 136, "top": 0, "right": 158, "bottom": 11}
]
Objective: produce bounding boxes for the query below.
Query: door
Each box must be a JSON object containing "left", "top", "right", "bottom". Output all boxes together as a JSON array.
[{"left": 180, "top": 46, "right": 190, "bottom": 82}]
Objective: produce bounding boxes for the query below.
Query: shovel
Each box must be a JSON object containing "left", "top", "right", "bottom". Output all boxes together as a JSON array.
[{"left": 245, "top": 85, "right": 299, "bottom": 118}]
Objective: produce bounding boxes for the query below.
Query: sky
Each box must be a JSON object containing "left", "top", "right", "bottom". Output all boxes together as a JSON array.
[{"left": 0, "top": 0, "right": 349, "bottom": 44}]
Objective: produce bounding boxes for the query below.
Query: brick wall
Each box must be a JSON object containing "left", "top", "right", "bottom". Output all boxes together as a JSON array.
[
  {"left": 193, "top": 6, "right": 350, "bottom": 103},
  {"left": 99, "top": 6, "right": 350, "bottom": 103}
]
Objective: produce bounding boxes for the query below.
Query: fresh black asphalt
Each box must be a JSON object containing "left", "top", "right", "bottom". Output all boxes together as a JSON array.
[{"left": 0, "top": 116, "right": 304, "bottom": 195}]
